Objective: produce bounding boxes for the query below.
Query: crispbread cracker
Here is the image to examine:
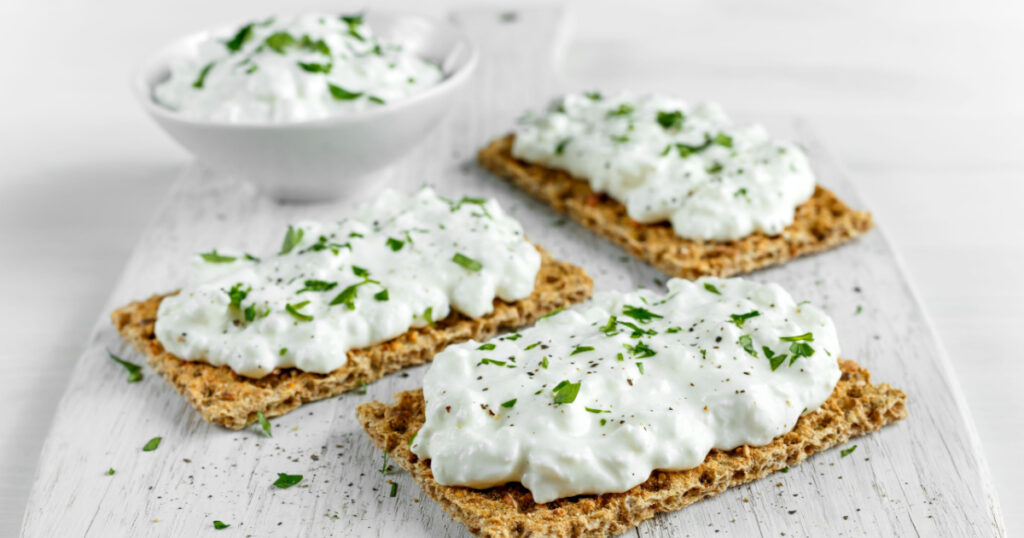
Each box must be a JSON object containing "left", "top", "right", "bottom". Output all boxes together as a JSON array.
[
  {"left": 111, "top": 247, "right": 592, "bottom": 430},
  {"left": 479, "top": 135, "right": 874, "bottom": 279},
  {"left": 357, "top": 359, "right": 907, "bottom": 538}
]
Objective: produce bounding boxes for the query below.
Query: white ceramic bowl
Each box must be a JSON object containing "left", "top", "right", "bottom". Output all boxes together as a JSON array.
[{"left": 134, "top": 12, "right": 477, "bottom": 201}]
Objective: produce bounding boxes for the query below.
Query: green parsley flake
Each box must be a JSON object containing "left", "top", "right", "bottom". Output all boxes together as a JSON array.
[
  {"left": 730, "top": 310, "right": 761, "bottom": 328},
  {"left": 374, "top": 289, "right": 389, "bottom": 301},
  {"left": 452, "top": 253, "right": 483, "bottom": 272},
  {"left": 552, "top": 380, "right": 581, "bottom": 404},
  {"left": 108, "top": 350, "right": 143, "bottom": 383},
  {"left": 780, "top": 332, "right": 814, "bottom": 342},
  {"left": 713, "top": 132, "right": 734, "bottom": 148},
  {"left": 256, "top": 411, "right": 272, "bottom": 438},
  {"left": 213, "top": 521, "right": 230, "bottom": 530},
  {"left": 636, "top": 362, "right": 645, "bottom": 374},
  {"left": 385, "top": 237, "right": 405, "bottom": 251},
  {"left": 279, "top": 225, "right": 304, "bottom": 255},
  {"left": 656, "top": 110, "right": 684, "bottom": 130},
  {"left": 703, "top": 282, "right": 722, "bottom": 295},
  {"left": 328, "top": 83, "right": 363, "bottom": 101},
  {"left": 224, "top": 23, "right": 255, "bottom": 53},
  {"left": 298, "top": 61, "right": 332, "bottom": 74},
  {"left": 264, "top": 31, "right": 297, "bottom": 54},
  {"left": 225, "top": 283, "right": 250, "bottom": 309},
  {"left": 607, "top": 103, "right": 635, "bottom": 117},
  {"left": 478, "top": 343, "right": 496, "bottom": 350},
  {"left": 478, "top": 358, "right": 506, "bottom": 367},
  {"left": 555, "top": 138, "right": 571, "bottom": 155},
  {"left": 422, "top": 306, "right": 434, "bottom": 326},
  {"left": 200, "top": 249, "right": 236, "bottom": 263},
  {"left": 192, "top": 62, "right": 215, "bottom": 89},
  {"left": 622, "top": 305, "right": 663, "bottom": 323},
  {"left": 540, "top": 356, "right": 549, "bottom": 369},
  {"left": 106, "top": 468, "right": 115, "bottom": 476},
  {"left": 297, "top": 279, "right": 337, "bottom": 294},
  {"left": 840, "top": 445, "right": 857, "bottom": 457},
  {"left": 389, "top": 482, "right": 398, "bottom": 497},
  {"left": 569, "top": 345, "right": 594, "bottom": 356},
  {"left": 624, "top": 341, "right": 657, "bottom": 358},
  {"left": 273, "top": 473, "right": 303, "bottom": 488},
  {"left": 585, "top": 407, "right": 610, "bottom": 414},
  {"left": 501, "top": 398, "right": 517, "bottom": 408},
  {"left": 738, "top": 335, "right": 757, "bottom": 357},
  {"left": 584, "top": 91, "right": 602, "bottom": 101},
  {"left": 285, "top": 301, "right": 314, "bottom": 322},
  {"left": 368, "top": 96, "right": 386, "bottom": 105},
  {"left": 142, "top": 437, "right": 162, "bottom": 452},
  {"left": 763, "top": 346, "right": 788, "bottom": 371}
]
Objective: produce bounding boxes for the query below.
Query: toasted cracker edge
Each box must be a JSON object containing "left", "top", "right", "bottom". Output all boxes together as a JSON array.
[
  {"left": 357, "top": 359, "right": 907, "bottom": 538},
  {"left": 479, "top": 135, "right": 874, "bottom": 279},
  {"left": 110, "top": 247, "right": 593, "bottom": 430}
]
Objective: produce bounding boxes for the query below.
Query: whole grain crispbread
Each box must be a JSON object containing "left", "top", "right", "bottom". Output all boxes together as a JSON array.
[
  {"left": 479, "top": 135, "right": 874, "bottom": 279},
  {"left": 111, "top": 247, "right": 592, "bottom": 430},
  {"left": 357, "top": 359, "right": 907, "bottom": 538}
]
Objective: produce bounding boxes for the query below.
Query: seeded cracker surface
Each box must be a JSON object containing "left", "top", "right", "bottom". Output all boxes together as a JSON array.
[
  {"left": 479, "top": 135, "right": 874, "bottom": 279},
  {"left": 358, "top": 359, "right": 906, "bottom": 538},
  {"left": 111, "top": 246, "right": 593, "bottom": 429}
]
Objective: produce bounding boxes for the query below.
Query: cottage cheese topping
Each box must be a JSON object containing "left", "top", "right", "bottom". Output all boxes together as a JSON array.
[
  {"left": 154, "top": 13, "right": 444, "bottom": 123},
  {"left": 154, "top": 188, "right": 540, "bottom": 378},
  {"left": 512, "top": 92, "right": 817, "bottom": 241},
  {"left": 412, "top": 277, "right": 840, "bottom": 503}
]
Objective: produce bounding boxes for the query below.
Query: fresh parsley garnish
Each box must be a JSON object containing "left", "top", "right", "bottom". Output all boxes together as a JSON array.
[
  {"left": 256, "top": 411, "right": 272, "bottom": 437},
  {"left": 538, "top": 308, "right": 563, "bottom": 320},
  {"left": 780, "top": 332, "right": 814, "bottom": 342},
  {"left": 328, "top": 83, "right": 363, "bottom": 100},
  {"left": 385, "top": 237, "right": 405, "bottom": 251},
  {"left": 374, "top": 289, "right": 389, "bottom": 301},
  {"left": 738, "top": 334, "right": 757, "bottom": 357},
  {"left": 389, "top": 482, "right": 398, "bottom": 497},
  {"left": 452, "top": 253, "right": 483, "bottom": 272},
  {"left": 285, "top": 301, "right": 314, "bottom": 322},
  {"left": 706, "top": 161, "right": 724, "bottom": 174},
  {"left": 478, "top": 358, "right": 506, "bottom": 367},
  {"left": 656, "top": 110, "right": 684, "bottom": 130},
  {"left": 624, "top": 341, "right": 657, "bottom": 358},
  {"left": 555, "top": 138, "right": 571, "bottom": 155},
  {"left": 341, "top": 13, "right": 365, "bottom": 41},
  {"left": 763, "top": 346, "right": 788, "bottom": 371},
  {"left": 668, "top": 134, "right": 713, "bottom": 158},
  {"left": 584, "top": 91, "right": 602, "bottom": 101},
  {"left": 622, "top": 305, "right": 663, "bottom": 323},
  {"left": 273, "top": 473, "right": 303, "bottom": 488},
  {"left": 552, "top": 380, "right": 581, "bottom": 404},
  {"left": 279, "top": 225, "right": 304, "bottom": 255},
  {"left": 478, "top": 343, "right": 496, "bottom": 350},
  {"left": 225, "top": 283, "right": 250, "bottom": 308},
  {"left": 636, "top": 362, "right": 645, "bottom": 374},
  {"left": 840, "top": 445, "right": 857, "bottom": 457},
  {"left": 224, "top": 23, "right": 255, "bottom": 53},
  {"left": 730, "top": 310, "right": 761, "bottom": 328},
  {"left": 264, "top": 31, "right": 297, "bottom": 54},
  {"left": 713, "top": 132, "right": 733, "bottom": 148},
  {"left": 501, "top": 399, "right": 517, "bottom": 408},
  {"left": 108, "top": 350, "right": 142, "bottom": 383},
  {"left": 540, "top": 356, "right": 549, "bottom": 369},
  {"left": 735, "top": 187, "right": 749, "bottom": 198},
  {"left": 297, "top": 61, "right": 332, "bottom": 74},
  {"left": 142, "top": 437, "right": 162, "bottom": 452},
  {"left": 585, "top": 407, "right": 610, "bottom": 414},
  {"left": 569, "top": 345, "right": 594, "bottom": 356},
  {"left": 351, "top": 266, "right": 370, "bottom": 278},
  {"left": 192, "top": 62, "right": 215, "bottom": 89},
  {"left": 213, "top": 521, "right": 230, "bottom": 530},
  {"left": 607, "top": 103, "right": 635, "bottom": 117},
  {"left": 368, "top": 95, "right": 386, "bottom": 105},
  {"left": 609, "top": 134, "right": 630, "bottom": 144},
  {"left": 788, "top": 342, "right": 815, "bottom": 363},
  {"left": 330, "top": 283, "right": 362, "bottom": 309},
  {"left": 200, "top": 249, "right": 236, "bottom": 263},
  {"left": 422, "top": 306, "right": 434, "bottom": 326},
  {"left": 297, "top": 279, "right": 337, "bottom": 294}
]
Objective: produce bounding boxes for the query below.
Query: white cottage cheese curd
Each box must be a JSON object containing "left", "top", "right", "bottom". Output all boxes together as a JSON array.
[
  {"left": 154, "top": 13, "right": 444, "bottom": 123},
  {"left": 512, "top": 92, "right": 817, "bottom": 241},
  {"left": 412, "top": 277, "right": 840, "bottom": 503},
  {"left": 154, "top": 188, "right": 540, "bottom": 378}
]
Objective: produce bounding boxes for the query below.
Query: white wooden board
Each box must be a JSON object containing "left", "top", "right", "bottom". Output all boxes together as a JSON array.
[{"left": 21, "top": 7, "right": 1005, "bottom": 537}]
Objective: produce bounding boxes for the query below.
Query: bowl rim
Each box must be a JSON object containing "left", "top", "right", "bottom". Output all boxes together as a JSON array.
[{"left": 132, "top": 10, "right": 479, "bottom": 130}]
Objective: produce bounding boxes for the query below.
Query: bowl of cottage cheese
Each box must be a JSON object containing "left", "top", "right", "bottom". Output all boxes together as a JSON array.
[{"left": 135, "top": 11, "right": 477, "bottom": 201}]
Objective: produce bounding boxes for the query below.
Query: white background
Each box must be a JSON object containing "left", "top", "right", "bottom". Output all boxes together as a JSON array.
[{"left": 1, "top": 0, "right": 1021, "bottom": 535}]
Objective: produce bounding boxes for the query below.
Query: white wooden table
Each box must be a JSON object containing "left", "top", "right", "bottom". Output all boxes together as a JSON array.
[{"left": 2, "top": 1, "right": 1021, "bottom": 536}]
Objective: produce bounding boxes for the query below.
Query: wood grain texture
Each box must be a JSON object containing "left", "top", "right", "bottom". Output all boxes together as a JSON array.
[{"left": 20, "top": 7, "right": 1004, "bottom": 537}]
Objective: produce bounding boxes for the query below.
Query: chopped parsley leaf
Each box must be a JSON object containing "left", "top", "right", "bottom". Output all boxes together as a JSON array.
[
  {"left": 706, "top": 161, "right": 724, "bottom": 174},
  {"left": 297, "top": 61, "right": 332, "bottom": 73},
  {"left": 200, "top": 249, "right": 236, "bottom": 263},
  {"left": 297, "top": 279, "right": 337, "bottom": 294},
  {"left": 389, "top": 482, "right": 398, "bottom": 497},
  {"left": 735, "top": 187, "right": 749, "bottom": 198},
  {"left": 225, "top": 283, "right": 250, "bottom": 308},
  {"left": 264, "top": 31, "right": 297, "bottom": 54},
  {"left": 840, "top": 445, "right": 857, "bottom": 457},
  {"left": 106, "top": 468, "right": 115, "bottom": 476},
  {"left": 552, "top": 380, "right": 581, "bottom": 404},
  {"left": 666, "top": 326, "right": 682, "bottom": 334},
  {"left": 569, "top": 345, "right": 594, "bottom": 356},
  {"left": 763, "top": 346, "right": 788, "bottom": 371},
  {"left": 788, "top": 342, "right": 815, "bottom": 363},
  {"left": 607, "top": 103, "right": 635, "bottom": 117},
  {"left": 730, "top": 310, "right": 761, "bottom": 328},
  {"left": 356, "top": 379, "right": 367, "bottom": 395},
  {"left": 478, "top": 358, "right": 507, "bottom": 367},
  {"left": 330, "top": 283, "right": 364, "bottom": 309},
  {"left": 478, "top": 343, "right": 496, "bottom": 351},
  {"left": 622, "top": 305, "right": 663, "bottom": 323},
  {"left": 624, "top": 341, "right": 657, "bottom": 358},
  {"left": 213, "top": 521, "right": 230, "bottom": 530},
  {"left": 539, "top": 308, "right": 563, "bottom": 321},
  {"left": 501, "top": 398, "right": 517, "bottom": 408},
  {"left": 385, "top": 237, "right": 405, "bottom": 251},
  {"left": 585, "top": 407, "right": 610, "bottom": 414},
  {"left": 109, "top": 350, "right": 143, "bottom": 383},
  {"left": 555, "top": 138, "right": 571, "bottom": 155},
  {"left": 656, "top": 110, "right": 684, "bottom": 130},
  {"left": 541, "top": 356, "right": 549, "bottom": 369},
  {"left": 422, "top": 306, "right": 434, "bottom": 326},
  {"left": 285, "top": 301, "right": 314, "bottom": 321},
  {"left": 504, "top": 333, "right": 523, "bottom": 341},
  {"left": 780, "top": 332, "right": 814, "bottom": 342},
  {"left": 374, "top": 289, "right": 389, "bottom": 301},
  {"left": 224, "top": 23, "right": 255, "bottom": 53},
  {"left": 738, "top": 334, "right": 757, "bottom": 357},
  {"left": 192, "top": 62, "right": 215, "bottom": 89},
  {"left": 279, "top": 225, "right": 304, "bottom": 255},
  {"left": 584, "top": 91, "right": 602, "bottom": 101},
  {"left": 273, "top": 473, "right": 303, "bottom": 488},
  {"left": 671, "top": 134, "right": 713, "bottom": 158},
  {"left": 636, "top": 362, "right": 645, "bottom": 374},
  {"left": 352, "top": 266, "right": 370, "bottom": 278},
  {"left": 452, "top": 253, "right": 483, "bottom": 272},
  {"left": 328, "top": 83, "right": 363, "bottom": 100},
  {"left": 256, "top": 411, "right": 272, "bottom": 437},
  {"left": 142, "top": 437, "right": 162, "bottom": 452},
  {"left": 704, "top": 282, "right": 722, "bottom": 295},
  {"left": 713, "top": 132, "right": 734, "bottom": 148},
  {"left": 856, "top": 305, "right": 863, "bottom": 315},
  {"left": 368, "top": 95, "right": 386, "bottom": 105}
]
